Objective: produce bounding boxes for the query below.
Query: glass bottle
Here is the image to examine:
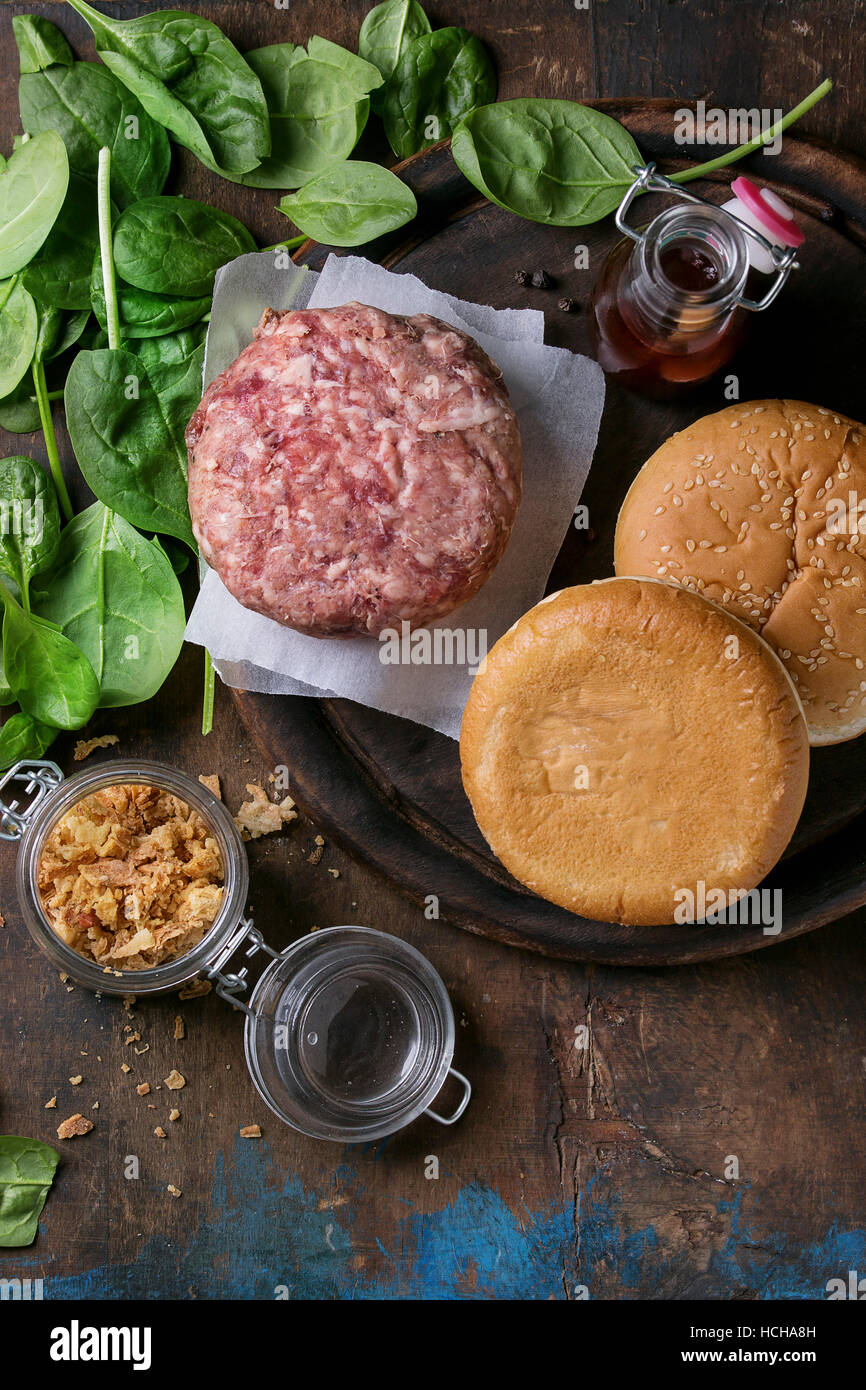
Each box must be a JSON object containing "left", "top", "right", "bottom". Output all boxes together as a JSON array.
[{"left": 589, "top": 165, "right": 802, "bottom": 399}]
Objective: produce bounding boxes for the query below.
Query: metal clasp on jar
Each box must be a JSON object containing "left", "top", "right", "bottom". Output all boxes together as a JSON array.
[
  {"left": 206, "top": 915, "right": 283, "bottom": 1019},
  {"left": 0, "top": 759, "right": 63, "bottom": 840}
]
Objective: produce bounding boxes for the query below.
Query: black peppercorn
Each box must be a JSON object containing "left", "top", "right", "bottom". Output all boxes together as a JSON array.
[
  {"left": 530, "top": 269, "right": 553, "bottom": 289},
  {"left": 514, "top": 269, "right": 532, "bottom": 286},
  {"left": 558, "top": 297, "right": 579, "bottom": 313}
]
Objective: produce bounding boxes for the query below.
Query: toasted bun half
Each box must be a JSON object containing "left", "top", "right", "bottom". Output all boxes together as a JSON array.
[
  {"left": 614, "top": 400, "right": 866, "bottom": 744},
  {"left": 459, "top": 578, "right": 809, "bottom": 926}
]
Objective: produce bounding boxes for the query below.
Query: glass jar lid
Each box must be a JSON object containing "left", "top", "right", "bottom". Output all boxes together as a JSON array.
[{"left": 241, "top": 926, "right": 470, "bottom": 1142}]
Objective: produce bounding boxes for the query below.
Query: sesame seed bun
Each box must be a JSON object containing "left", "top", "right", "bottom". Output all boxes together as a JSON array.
[
  {"left": 459, "top": 578, "right": 809, "bottom": 927},
  {"left": 614, "top": 401, "right": 866, "bottom": 745}
]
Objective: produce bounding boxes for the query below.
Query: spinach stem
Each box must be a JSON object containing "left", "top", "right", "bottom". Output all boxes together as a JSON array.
[
  {"left": 32, "top": 358, "right": 74, "bottom": 523},
  {"left": 260, "top": 235, "right": 306, "bottom": 253},
  {"left": 97, "top": 146, "right": 121, "bottom": 351},
  {"left": 670, "top": 80, "right": 833, "bottom": 185},
  {"left": 202, "top": 648, "right": 215, "bottom": 737}
]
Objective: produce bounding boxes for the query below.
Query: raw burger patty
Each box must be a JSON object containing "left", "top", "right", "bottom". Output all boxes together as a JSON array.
[{"left": 186, "top": 302, "right": 522, "bottom": 636}]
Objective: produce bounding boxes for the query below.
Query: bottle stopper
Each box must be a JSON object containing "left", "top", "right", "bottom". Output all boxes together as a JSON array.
[{"left": 722, "top": 176, "right": 804, "bottom": 273}]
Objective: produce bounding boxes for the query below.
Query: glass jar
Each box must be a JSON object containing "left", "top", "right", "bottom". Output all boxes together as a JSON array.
[
  {"left": 242, "top": 926, "right": 470, "bottom": 1141},
  {"left": 590, "top": 203, "right": 751, "bottom": 395},
  {"left": 9, "top": 758, "right": 248, "bottom": 996},
  {"left": 1, "top": 759, "right": 470, "bottom": 1140},
  {"left": 589, "top": 163, "right": 800, "bottom": 398}
]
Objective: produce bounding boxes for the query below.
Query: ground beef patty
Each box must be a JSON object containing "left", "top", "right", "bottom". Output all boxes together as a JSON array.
[{"left": 186, "top": 302, "right": 522, "bottom": 637}]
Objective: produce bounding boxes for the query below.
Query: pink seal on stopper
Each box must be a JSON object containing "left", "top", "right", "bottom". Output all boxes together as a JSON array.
[{"left": 731, "top": 177, "right": 805, "bottom": 247}]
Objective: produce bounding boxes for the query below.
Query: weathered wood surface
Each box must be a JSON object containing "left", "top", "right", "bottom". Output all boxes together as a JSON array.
[{"left": 0, "top": 0, "right": 864, "bottom": 1300}]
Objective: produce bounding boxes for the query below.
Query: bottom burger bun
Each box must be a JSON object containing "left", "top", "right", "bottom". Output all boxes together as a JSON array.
[{"left": 459, "top": 578, "right": 810, "bottom": 927}]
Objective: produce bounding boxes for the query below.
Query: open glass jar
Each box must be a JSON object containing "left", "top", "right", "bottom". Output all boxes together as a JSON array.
[
  {"left": 1, "top": 759, "right": 470, "bottom": 1141},
  {"left": 589, "top": 162, "right": 801, "bottom": 396}
]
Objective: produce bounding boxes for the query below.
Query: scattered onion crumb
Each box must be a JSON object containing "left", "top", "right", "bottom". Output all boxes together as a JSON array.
[
  {"left": 73, "top": 734, "right": 119, "bottom": 761},
  {"left": 234, "top": 783, "right": 297, "bottom": 839},
  {"left": 45, "top": 1096, "right": 57, "bottom": 1109},
  {"left": 198, "top": 773, "right": 221, "bottom": 800},
  {"left": 57, "top": 1113, "right": 93, "bottom": 1139},
  {"left": 136, "top": 1082, "right": 150, "bottom": 1096},
  {"left": 164, "top": 1069, "right": 185, "bottom": 1090},
  {"left": 167, "top": 1184, "right": 182, "bottom": 1199},
  {"left": 240, "top": 1124, "right": 262, "bottom": 1139}
]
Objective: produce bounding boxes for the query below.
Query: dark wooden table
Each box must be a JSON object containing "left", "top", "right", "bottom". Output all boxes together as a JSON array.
[{"left": 1, "top": 0, "right": 865, "bottom": 1301}]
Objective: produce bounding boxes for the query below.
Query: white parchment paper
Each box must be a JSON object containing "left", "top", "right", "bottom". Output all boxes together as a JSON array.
[{"left": 185, "top": 253, "right": 605, "bottom": 738}]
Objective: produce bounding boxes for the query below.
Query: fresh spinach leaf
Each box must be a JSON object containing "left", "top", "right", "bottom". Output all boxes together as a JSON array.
[
  {"left": 451, "top": 99, "right": 643, "bottom": 225},
  {"left": 33, "top": 304, "right": 64, "bottom": 365},
  {"left": 382, "top": 27, "right": 496, "bottom": 159},
  {"left": 157, "top": 535, "right": 190, "bottom": 576},
  {"left": 18, "top": 60, "right": 170, "bottom": 211},
  {"left": 131, "top": 322, "right": 206, "bottom": 369},
  {"left": 22, "top": 175, "right": 104, "bottom": 311},
  {"left": 0, "top": 310, "right": 90, "bottom": 432},
  {"left": 0, "top": 377, "right": 41, "bottom": 434},
  {"left": 305, "top": 36, "right": 385, "bottom": 94},
  {"left": 132, "top": 329, "right": 205, "bottom": 421},
  {"left": 359, "top": 0, "right": 431, "bottom": 107},
  {"left": 49, "top": 306, "right": 92, "bottom": 360},
  {"left": 0, "top": 649, "right": 13, "bottom": 704},
  {"left": 65, "top": 0, "right": 271, "bottom": 177},
  {"left": 1, "top": 591, "right": 100, "bottom": 730},
  {"left": 65, "top": 346, "right": 196, "bottom": 547},
  {"left": 0, "top": 455, "right": 61, "bottom": 592},
  {"left": 0, "top": 131, "right": 69, "bottom": 279},
  {"left": 0, "top": 1135, "right": 60, "bottom": 1247},
  {"left": 279, "top": 161, "right": 417, "bottom": 247},
  {"left": 0, "top": 276, "right": 38, "bottom": 399},
  {"left": 0, "top": 711, "right": 56, "bottom": 770},
  {"left": 112, "top": 196, "right": 257, "bottom": 297},
  {"left": 12, "top": 15, "right": 73, "bottom": 73},
  {"left": 91, "top": 252, "right": 210, "bottom": 339},
  {"left": 233, "top": 42, "right": 378, "bottom": 190},
  {"left": 33, "top": 503, "right": 186, "bottom": 708}
]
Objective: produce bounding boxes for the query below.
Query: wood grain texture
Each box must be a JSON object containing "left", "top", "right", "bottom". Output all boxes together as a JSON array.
[{"left": 0, "top": 0, "right": 864, "bottom": 1301}]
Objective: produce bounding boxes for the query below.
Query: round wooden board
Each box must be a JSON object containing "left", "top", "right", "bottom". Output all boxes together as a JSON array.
[{"left": 233, "top": 100, "right": 866, "bottom": 965}]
